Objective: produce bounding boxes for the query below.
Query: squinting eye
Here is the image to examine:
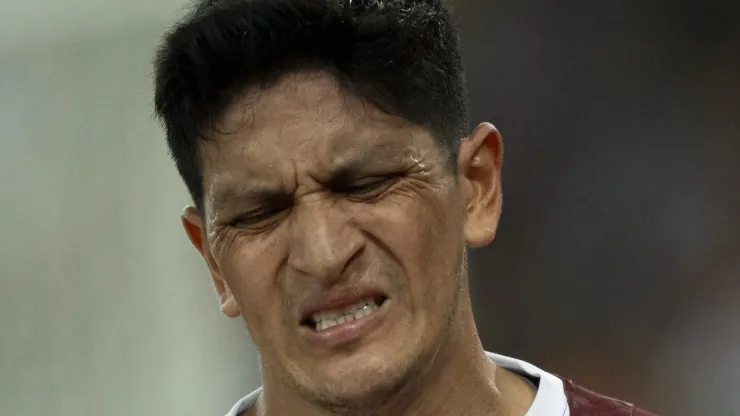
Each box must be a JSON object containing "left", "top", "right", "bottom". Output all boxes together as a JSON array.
[
  {"left": 230, "top": 208, "right": 288, "bottom": 232},
  {"left": 341, "top": 175, "right": 399, "bottom": 200},
  {"left": 349, "top": 179, "right": 387, "bottom": 193}
]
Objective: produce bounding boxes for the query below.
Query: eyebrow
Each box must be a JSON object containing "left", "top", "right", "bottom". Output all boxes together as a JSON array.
[
  {"left": 210, "top": 186, "right": 288, "bottom": 212},
  {"left": 333, "top": 139, "right": 411, "bottom": 171},
  {"left": 210, "top": 142, "right": 412, "bottom": 208}
]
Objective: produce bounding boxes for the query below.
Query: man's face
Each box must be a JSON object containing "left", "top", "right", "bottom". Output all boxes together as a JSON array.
[{"left": 187, "top": 72, "right": 497, "bottom": 407}]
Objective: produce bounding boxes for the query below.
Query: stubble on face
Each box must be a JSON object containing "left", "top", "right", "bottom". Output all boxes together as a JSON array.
[{"left": 199, "top": 71, "right": 470, "bottom": 414}]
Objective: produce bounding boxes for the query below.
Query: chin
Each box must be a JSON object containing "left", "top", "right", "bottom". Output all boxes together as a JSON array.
[
  {"left": 297, "top": 347, "right": 423, "bottom": 409},
  {"left": 307, "top": 373, "right": 408, "bottom": 411}
]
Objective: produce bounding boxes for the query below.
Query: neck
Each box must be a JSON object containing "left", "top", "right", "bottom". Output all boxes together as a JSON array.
[
  {"left": 250, "top": 294, "right": 534, "bottom": 416},
  {"left": 384, "top": 306, "right": 502, "bottom": 416},
  {"left": 379, "top": 293, "right": 534, "bottom": 416}
]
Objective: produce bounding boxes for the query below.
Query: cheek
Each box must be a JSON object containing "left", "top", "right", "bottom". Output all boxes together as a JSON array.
[
  {"left": 217, "top": 233, "right": 286, "bottom": 341},
  {"left": 412, "top": 204, "right": 462, "bottom": 301},
  {"left": 359, "top": 186, "right": 463, "bottom": 303}
]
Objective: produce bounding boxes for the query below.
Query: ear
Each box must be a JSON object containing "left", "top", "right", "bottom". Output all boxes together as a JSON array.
[
  {"left": 182, "top": 206, "right": 241, "bottom": 318},
  {"left": 457, "top": 123, "right": 504, "bottom": 248}
]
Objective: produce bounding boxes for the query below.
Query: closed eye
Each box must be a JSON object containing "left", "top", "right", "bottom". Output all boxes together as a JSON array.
[
  {"left": 229, "top": 207, "right": 290, "bottom": 232},
  {"left": 337, "top": 175, "right": 400, "bottom": 200}
]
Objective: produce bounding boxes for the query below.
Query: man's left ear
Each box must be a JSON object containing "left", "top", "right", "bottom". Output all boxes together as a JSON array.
[{"left": 458, "top": 122, "right": 504, "bottom": 248}]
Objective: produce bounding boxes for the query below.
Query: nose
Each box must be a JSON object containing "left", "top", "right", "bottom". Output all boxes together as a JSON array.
[{"left": 287, "top": 200, "right": 365, "bottom": 283}]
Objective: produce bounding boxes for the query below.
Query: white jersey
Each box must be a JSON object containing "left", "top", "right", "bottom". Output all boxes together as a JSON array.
[{"left": 224, "top": 351, "right": 570, "bottom": 416}]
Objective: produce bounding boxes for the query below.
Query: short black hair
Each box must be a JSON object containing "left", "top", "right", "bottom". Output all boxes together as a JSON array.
[{"left": 154, "top": 0, "right": 469, "bottom": 210}]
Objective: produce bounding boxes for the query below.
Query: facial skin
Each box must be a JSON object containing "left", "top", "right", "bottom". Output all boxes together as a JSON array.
[{"left": 182, "top": 72, "right": 526, "bottom": 415}]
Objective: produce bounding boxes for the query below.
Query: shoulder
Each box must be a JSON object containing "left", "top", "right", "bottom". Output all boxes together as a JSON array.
[{"left": 562, "top": 379, "right": 656, "bottom": 416}]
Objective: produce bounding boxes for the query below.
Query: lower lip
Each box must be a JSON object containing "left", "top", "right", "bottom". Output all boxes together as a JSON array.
[{"left": 299, "top": 299, "right": 390, "bottom": 349}]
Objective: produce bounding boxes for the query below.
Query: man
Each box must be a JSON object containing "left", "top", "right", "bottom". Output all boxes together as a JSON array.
[{"left": 153, "top": 0, "right": 655, "bottom": 415}]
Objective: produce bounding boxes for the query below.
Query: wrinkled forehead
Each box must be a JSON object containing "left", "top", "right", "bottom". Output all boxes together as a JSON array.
[{"left": 199, "top": 71, "right": 441, "bottom": 184}]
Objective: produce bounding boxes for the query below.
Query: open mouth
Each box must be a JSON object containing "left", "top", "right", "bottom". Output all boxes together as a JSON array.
[{"left": 301, "top": 295, "right": 388, "bottom": 332}]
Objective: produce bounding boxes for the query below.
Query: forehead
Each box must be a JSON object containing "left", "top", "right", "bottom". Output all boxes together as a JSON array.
[{"left": 200, "top": 71, "right": 439, "bottom": 186}]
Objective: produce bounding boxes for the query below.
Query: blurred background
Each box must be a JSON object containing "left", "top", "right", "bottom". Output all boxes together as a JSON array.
[{"left": 1, "top": 0, "right": 738, "bottom": 415}]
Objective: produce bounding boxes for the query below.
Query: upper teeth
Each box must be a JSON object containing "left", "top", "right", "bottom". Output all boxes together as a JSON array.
[{"left": 313, "top": 298, "right": 381, "bottom": 332}]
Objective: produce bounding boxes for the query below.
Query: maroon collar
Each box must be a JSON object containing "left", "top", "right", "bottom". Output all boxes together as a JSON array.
[{"left": 561, "top": 378, "right": 657, "bottom": 416}]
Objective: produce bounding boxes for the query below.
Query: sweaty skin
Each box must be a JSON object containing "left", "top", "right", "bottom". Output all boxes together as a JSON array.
[{"left": 181, "top": 71, "right": 535, "bottom": 416}]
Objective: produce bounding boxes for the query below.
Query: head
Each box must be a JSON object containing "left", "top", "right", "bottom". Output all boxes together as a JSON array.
[{"left": 154, "top": 0, "right": 503, "bottom": 412}]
